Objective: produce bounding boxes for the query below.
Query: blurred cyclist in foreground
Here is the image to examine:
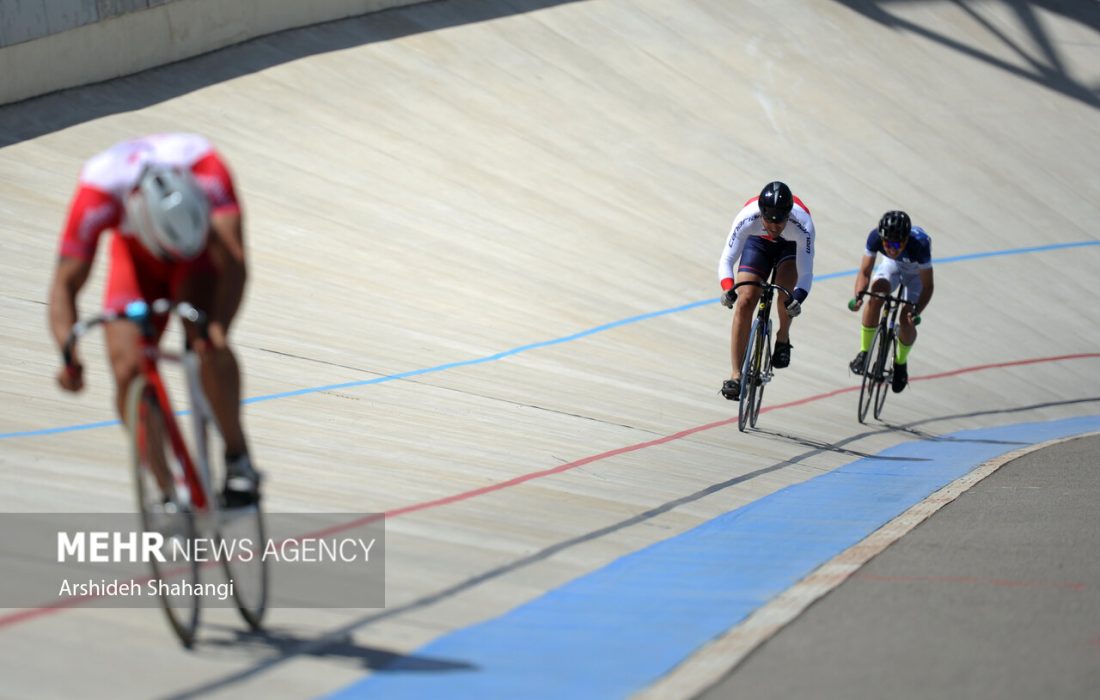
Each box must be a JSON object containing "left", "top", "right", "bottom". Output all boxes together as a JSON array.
[{"left": 48, "top": 132, "right": 261, "bottom": 506}]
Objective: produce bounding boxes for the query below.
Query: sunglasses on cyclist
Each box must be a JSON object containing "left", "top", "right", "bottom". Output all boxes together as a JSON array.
[{"left": 883, "top": 238, "right": 906, "bottom": 254}]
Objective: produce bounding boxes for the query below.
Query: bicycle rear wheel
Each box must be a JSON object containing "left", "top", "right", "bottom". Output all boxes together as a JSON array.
[
  {"left": 857, "top": 325, "right": 886, "bottom": 424},
  {"left": 872, "top": 334, "right": 896, "bottom": 420},
  {"left": 749, "top": 321, "right": 772, "bottom": 428},
  {"left": 737, "top": 318, "right": 761, "bottom": 433},
  {"left": 127, "top": 377, "right": 201, "bottom": 648}
]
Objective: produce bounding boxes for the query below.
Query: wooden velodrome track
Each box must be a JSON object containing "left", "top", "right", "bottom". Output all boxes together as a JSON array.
[{"left": 1, "top": 1, "right": 1098, "bottom": 698}]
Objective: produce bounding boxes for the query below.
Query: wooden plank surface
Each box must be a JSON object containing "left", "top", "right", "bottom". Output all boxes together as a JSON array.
[{"left": 1, "top": 1, "right": 1098, "bottom": 697}]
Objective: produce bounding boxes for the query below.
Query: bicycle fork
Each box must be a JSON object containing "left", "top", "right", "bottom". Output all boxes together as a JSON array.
[
  {"left": 758, "top": 317, "right": 774, "bottom": 386},
  {"left": 880, "top": 314, "right": 897, "bottom": 381},
  {"left": 183, "top": 350, "right": 219, "bottom": 513}
]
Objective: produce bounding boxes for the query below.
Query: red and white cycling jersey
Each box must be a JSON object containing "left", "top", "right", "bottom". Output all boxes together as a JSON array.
[
  {"left": 717, "top": 194, "right": 816, "bottom": 296},
  {"left": 57, "top": 133, "right": 241, "bottom": 312},
  {"left": 58, "top": 132, "right": 239, "bottom": 262}
]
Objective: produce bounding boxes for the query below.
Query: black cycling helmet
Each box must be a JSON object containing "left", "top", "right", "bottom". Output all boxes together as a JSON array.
[
  {"left": 758, "top": 181, "right": 793, "bottom": 223},
  {"left": 878, "top": 210, "right": 912, "bottom": 243}
]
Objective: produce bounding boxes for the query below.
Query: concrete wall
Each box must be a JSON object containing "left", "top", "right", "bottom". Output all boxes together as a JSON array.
[
  {"left": 0, "top": 0, "right": 424, "bottom": 105},
  {"left": 0, "top": 1, "right": 167, "bottom": 47}
]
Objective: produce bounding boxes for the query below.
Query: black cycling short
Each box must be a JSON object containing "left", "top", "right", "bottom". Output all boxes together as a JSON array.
[{"left": 737, "top": 236, "right": 796, "bottom": 279}]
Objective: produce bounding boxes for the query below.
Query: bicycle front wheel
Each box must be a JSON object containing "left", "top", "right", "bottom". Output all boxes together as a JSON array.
[
  {"left": 857, "top": 326, "right": 886, "bottom": 424},
  {"left": 127, "top": 377, "right": 201, "bottom": 648},
  {"left": 872, "top": 334, "right": 896, "bottom": 420},
  {"left": 749, "top": 321, "right": 772, "bottom": 428},
  {"left": 737, "top": 318, "right": 761, "bottom": 433}
]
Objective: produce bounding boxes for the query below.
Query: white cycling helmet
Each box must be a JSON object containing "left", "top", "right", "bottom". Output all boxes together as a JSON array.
[{"left": 125, "top": 165, "right": 211, "bottom": 261}]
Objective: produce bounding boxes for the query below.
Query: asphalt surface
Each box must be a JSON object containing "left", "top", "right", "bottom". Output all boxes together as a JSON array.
[{"left": 701, "top": 433, "right": 1100, "bottom": 700}]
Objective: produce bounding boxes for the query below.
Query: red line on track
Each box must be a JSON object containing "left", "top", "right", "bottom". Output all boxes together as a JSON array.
[{"left": 2, "top": 352, "right": 1098, "bottom": 629}]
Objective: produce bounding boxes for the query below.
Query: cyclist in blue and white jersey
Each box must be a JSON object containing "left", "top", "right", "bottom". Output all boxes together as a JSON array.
[{"left": 848, "top": 210, "right": 935, "bottom": 393}]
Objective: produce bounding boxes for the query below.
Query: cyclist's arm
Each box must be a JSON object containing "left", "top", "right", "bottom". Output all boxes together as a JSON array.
[
  {"left": 854, "top": 252, "right": 875, "bottom": 298},
  {"left": 207, "top": 211, "right": 247, "bottom": 331},
  {"left": 50, "top": 184, "right": 116, "bottom": 351},
  {"left": 791, "top": 223, "right": 815, "bottom": 303},
  {"left": 49, "top": 255, "right": 92, "bottom": 351},
  {"left": 914, "top": 267, "right": 934, "bottom": 315},
  {"left": 717, "top": 210, "right": 755, "bottom": 291},
  {"left": 854, "top": 230, "right": 881, "bottom": 299},
  {"left": 191, "top": 151, "right": 247, "bottom": 331},
  {"left": 912, "top": 232, "right": 933, "bottom": 315}
]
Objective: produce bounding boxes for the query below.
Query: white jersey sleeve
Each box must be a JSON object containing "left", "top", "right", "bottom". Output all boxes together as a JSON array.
[
  {"left": 787, "top": 208, "right": 816, "bottom": 296},
  {"left": 717, "top": 203, "right": 757, "bottom": 286}
]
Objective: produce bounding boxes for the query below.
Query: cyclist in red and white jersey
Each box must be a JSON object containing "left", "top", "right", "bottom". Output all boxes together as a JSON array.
[
  {"left": 717, "top": 181, "right": 816, "bottom": 400},
  {"left": 47, "top": 132, "right": 260, "bottom": 506}
]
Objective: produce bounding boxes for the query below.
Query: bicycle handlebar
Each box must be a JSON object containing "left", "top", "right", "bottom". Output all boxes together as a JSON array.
[
  {"left": 852, "top": 290, "right": 916, "bottom": 307},
  {"left": 732, "top": 280, "right": 794, "bottom": 301},
  {"left": 63, "top": 299, "right": 209, "bottom": 367},
  {"left": 849, "top": 291, "right": 921, "bottom": 325}
]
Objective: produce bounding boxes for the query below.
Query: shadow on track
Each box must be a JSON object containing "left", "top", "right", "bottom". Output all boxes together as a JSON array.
[
  {"left": 831, "top": 0, "right": 1100, "bottom": 111},
  {"left": 746, "top": 426, "right": 929, "bottom": 460},
  {"left": 0, "top": 0, "right": 585, "bottom": 145},
  {"left": 165, "top": 396, "right": 1100, "bottom": 697},
  {"left": 752, "top": 397, "right": 1100, "bottom": 450},
  {"left": 197, "top": 624, "right": 476, "bottom": 672},
  {"left": 894, "top": 396, "right": 1100, "bottom": 430}
]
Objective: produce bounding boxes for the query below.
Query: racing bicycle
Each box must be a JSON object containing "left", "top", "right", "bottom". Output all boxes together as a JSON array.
[
  {"left": 731, "top": 278, "right": 794, "bottom": 432},
  {"left": 849, "top": 289, "right": 917, "bottom": 423},
  {"left": 64, "top": 299, "right": 267, "bottom": 647}
]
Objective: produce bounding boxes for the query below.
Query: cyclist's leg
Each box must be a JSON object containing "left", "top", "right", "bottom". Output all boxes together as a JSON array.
[
  {"left": 851, "top": 262, "right": 894, "bottom": 372},
  {"left": 892, "top": 277, "right": 919, "bottom": 393},
  {"left": 895, "top": 273, "right": 922, "bottom": 364},
  {"left": 102, "top": 236, "right": 170, "bottom": 420},
  {"left": 175, "top": 259, "right": 247, "bottom": 460},
  {"left": 729, "top": 270, "right": 763, "bottom": 381},
  {"left": 104, "top": 237, "right": 174, "bottom": 492},
  {"left": 861, "top": 263, "right": 896, "bottom": 336},
  {"left": 175, "top": 232, "right": 259, "bottom": 503},
  {"left": 729, "top": 238, "right": 771, "bottom": 382},
  {"left": 773, "top": 247, "right": 797, "bottom": 344},
  {"left": 858, "top": 259, "right": 893, "bottom": 330},
  {"left": 199, "top": 210, "right": 248, "bottom": 458}
]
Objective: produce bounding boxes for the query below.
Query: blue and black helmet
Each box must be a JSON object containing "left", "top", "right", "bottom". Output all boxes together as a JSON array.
[{"left": 878, "top": 210, "right": 912, "bottom": 242}]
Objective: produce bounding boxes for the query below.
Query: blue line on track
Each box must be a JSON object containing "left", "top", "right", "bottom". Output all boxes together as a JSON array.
[
  {"left": 322, "top": 414, "right": 1100, "bottom": 700},
  {"left": 3, "top": 240, "right": 1096, "bottom": 440}
]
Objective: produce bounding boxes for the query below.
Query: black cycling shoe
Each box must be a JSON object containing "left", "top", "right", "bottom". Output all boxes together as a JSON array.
[
  {"left": 891, "top": 362, "right": 909, "bottom": 393},
  {"left": 221, "top": 454, "right": 262, "bottom": 508},
  {"left": 849, "top": 351, "right": 867, "bottom": 375},
  {"left": 720, "top": 378, "right": 741, "bottom": 401},
  {"left": 772, "top": 341, "right": 792, "bottom": 369}
]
